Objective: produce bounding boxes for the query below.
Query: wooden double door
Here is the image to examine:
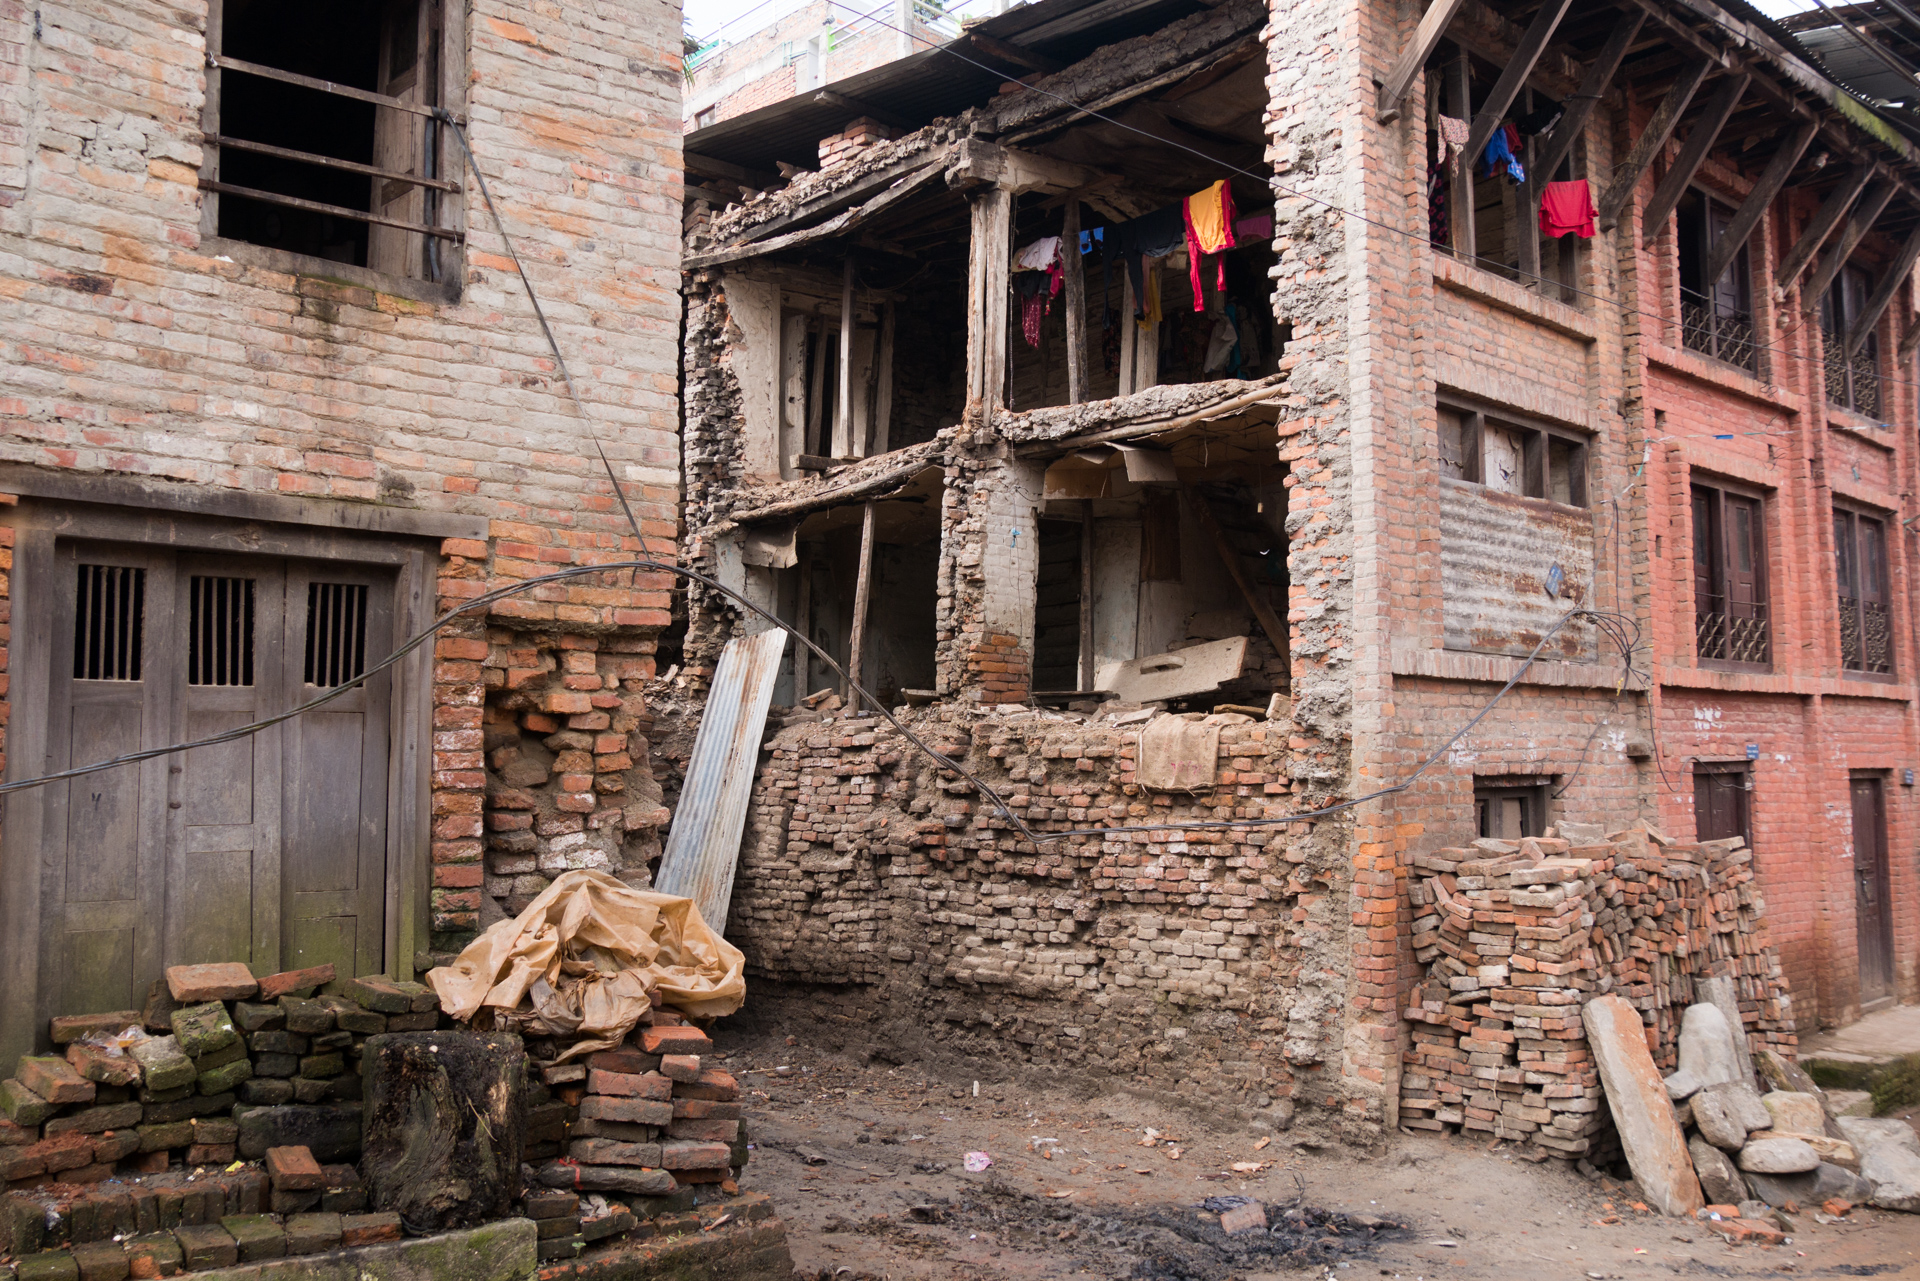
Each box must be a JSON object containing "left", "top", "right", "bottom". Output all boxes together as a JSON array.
[{"left": 40, "top": 544, "right": 393, "bottom": 1019}]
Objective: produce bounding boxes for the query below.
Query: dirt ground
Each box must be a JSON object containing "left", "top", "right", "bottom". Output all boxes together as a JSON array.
[{"left": 708, "top": 1018, "right": 1920, "bottom": 1280}]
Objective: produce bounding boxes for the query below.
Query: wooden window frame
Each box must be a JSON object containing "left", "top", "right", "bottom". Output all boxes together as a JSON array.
[
  {"left": 1835, "top": 503, "right": 1896, "bottom": 681},
  {"left": 1474, "top": 775, "right": 1552, "bottom": 840},
  {"left": 1691, "top": 759, "right": 1753, "bottom": 848},
  {"left": 1675, "top": 188, "right": 1758, "bottom": 375},
  {"left": 1820, "top": 264, "right": 1881, "bottom": 417},
  {"left": 1690, "top": 477, "right": 1772, "bottom": 672},
  {"left": 1437, "top": 395, "right": 1590, "bottom": 508}
]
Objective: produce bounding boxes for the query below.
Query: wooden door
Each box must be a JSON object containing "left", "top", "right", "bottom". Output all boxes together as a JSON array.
[
  {"left": 1693, "top": 764, "right": 1750, "bottom": 845},
  {"left": 40, "top": 547, "right": 173, "bottom": 1022},
  {"left": 39, "top": 547, "right": 392, "bottom": 1022},
  {"left": 280, "top": 563, "right": 391, "bottom": 979},
  {"left": 1853, "top": 774, "right": 1893, "bottom": 1004}
]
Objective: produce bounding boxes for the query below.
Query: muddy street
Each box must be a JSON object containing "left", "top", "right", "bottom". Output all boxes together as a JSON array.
[{"left": 714, "top": 1021, "right": 1920, "bottom": 1280}]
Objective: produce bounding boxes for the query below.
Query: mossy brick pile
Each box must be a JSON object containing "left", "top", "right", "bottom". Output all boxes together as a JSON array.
[{"left": 1, "top": 963, "right": 446, "bottom": 1191}]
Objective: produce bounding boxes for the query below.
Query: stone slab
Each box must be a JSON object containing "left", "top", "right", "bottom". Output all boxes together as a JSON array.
[
  {"left": 144, "top": 1218, "right": 534, "bottom": 1281},
  {"left": 1583, "top": 994, "right": 1703, "bottom": 1217}
]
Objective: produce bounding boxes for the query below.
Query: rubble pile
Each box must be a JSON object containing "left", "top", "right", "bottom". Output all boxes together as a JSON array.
[{"left": 1398, "top": 826, "right": 1794, "bottom": 1160}]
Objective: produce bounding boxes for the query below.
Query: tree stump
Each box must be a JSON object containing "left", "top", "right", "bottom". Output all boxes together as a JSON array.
[{"left": 360, "top": 1032, "right": 526, "bottom": 1230}]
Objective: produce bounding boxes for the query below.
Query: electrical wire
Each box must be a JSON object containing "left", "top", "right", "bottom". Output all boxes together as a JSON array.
[{"left": 809, "top": 0, "right": 1920, "bottom": 398}]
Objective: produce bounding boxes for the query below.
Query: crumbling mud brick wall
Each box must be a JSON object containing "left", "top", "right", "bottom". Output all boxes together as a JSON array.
[
  {"left": 1398, "top": 828, "right": 1794, "bottom": 1161},
  {"left": 725, "top": 707, "right": 1362, "bottom": 1138}
]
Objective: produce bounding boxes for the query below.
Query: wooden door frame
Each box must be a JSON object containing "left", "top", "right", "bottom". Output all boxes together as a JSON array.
[
  {"left": 1852, "top": 771, "right": 1894, "bottom": 1006},
  {"left": 0, "top": 500, "right": 439, "bottom": 1066}
]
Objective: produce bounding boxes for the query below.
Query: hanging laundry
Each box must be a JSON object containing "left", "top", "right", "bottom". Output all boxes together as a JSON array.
[
  {"left": 1203, "top": 309, "right": 1239, "bottom": 373},
  {"left": 1013, "top": 235, "right": 1066, "bottom": 301},
  {"left": 1017, "top": 271, "right": 1052, "bottom": 348},
  {"left": 1538, "top": 178, "right": 1597, "bottom": 239},
  {"left": 1233, "top": 212, "right": 1273, "bottom": 243},
  {"left": 1428, "top": 161, "right": 1449, "bottom": 245},
  {"left": 1183, "top": 179, "right": 1237, "bottom": 311},
  {"left": 1077, "top": 227, "right": 1103, "bottom": 255},
  {"left": 1482, "top": 125, "right": 1524, "bottom": 184},
  {"left": 1438, "top": 114, "right": 1470, "bottom": 171},
  {"left": 1108, "top": 205, "right": 1184, "bottom": 318},
  {"left": 1517, "top": 96, "right": 1564, "bottom": 137}
]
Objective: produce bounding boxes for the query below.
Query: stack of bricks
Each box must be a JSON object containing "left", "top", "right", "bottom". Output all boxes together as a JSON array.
[
  {"left": 1, "top": 963, "right": 444, "bottom": 1193},
  {"left": 1398, "top": 826, "right": 1795, "bottom": 1160},
  {"left": 529, "top": 1017, "right": 747, "bottom": 1224},
  {"left": 962, "top": 634, "right": 1031, "bottom": 705},
  {"left": 816, "top": 117, "right": 893, "bottom": 169}
]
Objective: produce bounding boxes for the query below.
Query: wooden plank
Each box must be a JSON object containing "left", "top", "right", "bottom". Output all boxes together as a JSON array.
[
  {"left": 727, "top": 150, "right": 950, "bottom": 250},
  {"left": 793, "top": 547, "right": 812, "bottom": 700},
  {"left": 1639, "top": 73, "right": 1749, "bottom": 244},
  {"left": 684, "top": 162, "right": 948, "bottom": 269},
  {"left": 967, "top": 187, "right": 1012, "bottom": 416},
  {"left": 1707, "top": 119, "right": 1819, "bottom": 284},
  {"left": 1376, "top": 0, "right": 1473, "bottom": 123},
  {"left": 874, "top": 301, "right": 895, "bottom": 454},
  {"left": 814, "top": 89, "right": 911, "bottom": 132},
  {"left": 1079, "top": 500, "right": 1095, "bottom": 692},
  {"left": 1847, "top": 222, "right": 1920, "bottom": 355},
  {"left": 684, "top": 150, "right": 780, "bottom": 189},
  {"left": 970, "top": 32, "right": 1062, "bottom": 73},
  {"left": 1776, "top": 165, "right": 1874, "bottom": 296},
  {"left": 834, "top": 256, "right": 857, "bottom": 458},
  {"left": 1803, "top": 181, "right": 1895, "bottom": 308},
  {"left": 1063, "top": 199, "right": 1086, "bottom": 405},
  {"left": 1597, "top": 59, "right": 1711, "bottom": 232},
  {"left": 1461, "top": 0, "right": 1574, "bottom": 176},
  {"left": 1183, "top": 487, "right": 1290, "bottom": 666},
  {"left": 1530, "top": 10, "right": 1644, "bottom": 185},
  {"left": 847, "top": 502, "right": 876, "bottom": 696}
]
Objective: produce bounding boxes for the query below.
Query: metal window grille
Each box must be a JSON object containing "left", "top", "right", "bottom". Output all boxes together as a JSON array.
[
  {"left": 1694, "top": 598, "right": 1770, "bottom": 665},
  {"left": 73, "top": 565, "right": 146, "bottom": 681},
  {"left": 188, "top": 576, "right": 256, "bottom": 686},
  {"left": 1680, "top": 289, "right": 1757, "bottom": 374},
  {"left": 305, "top": 582, "right": 369, "bottom": 687},
  {"left": 1840, "top": 595, "right": 1893, "bottom": 674}
]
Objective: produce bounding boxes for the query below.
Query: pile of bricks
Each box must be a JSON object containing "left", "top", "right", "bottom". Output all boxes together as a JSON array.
[
  {"left": 816, "top": 117, "right": 893, "bottom": 169},
  {"left": 1398, "top": 827, "right": 1795, "bottom": 1159},
  {"left": 524, "top": 1017, "right": 747, "bottom": 1259},
  {"left": 0, "top": 1147, "right": 378, "bottom": 1275},
  {"left": 0, "top": 963, "right": 441, "bottom": 1191}
]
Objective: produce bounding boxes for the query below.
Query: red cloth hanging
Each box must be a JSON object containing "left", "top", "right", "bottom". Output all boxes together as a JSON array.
[
  {"left": 1539, "top": 179, "right": 1597, "bottom": 239},
  {"left": 1183, "top": 180, "right": 1237, "bottom": 311}
]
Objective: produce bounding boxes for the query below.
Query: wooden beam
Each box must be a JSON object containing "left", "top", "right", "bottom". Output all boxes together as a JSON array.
[
  {"left": 1597, "top": 59, "right": 1711, "bottom": 232},
  {"left": 1802, "top": 181, "right": 1895, "bottom": 309},
  {"left": 1775, "top": 165, "right": 1874, "bottom": 296},
  {"left": 846, "top": 502, "right": 876, "bottom": 698},
  {"left": 1447, "top": 47, "right": 1475, "bottom": 261},
  {"left": 1078, "top": 500, "right": 1095, "bottom": 692},
  {"left": 1847, "top": 223, "right": 1920, "bottom": 354},
  {"left": 833, "top": 257, "right": 857, "bottom": 457},
  {"left": 1706, "top": 120, "right": 1819, "bottom": 285},
  {"left": 1531, "top": 10, "right": 1644, "bottom": 186},
  {"left": 792, "top": 546, "right": 812, "bottom": 701},
  {"left": 970, "top": 31, "right": 1062, "bottom": 74},
  {"left": 874, "top": 301, "right": 895, "bottom": 454},
  {"left": 1376, "top": 0, "right": 1472, "bottom": 124},
  {"left": 1184, "top": 487, "right": 1289, "bottom": 668},
  {"left": 729, "top": 149, "right": 950, "bottom": 250},
  {"left": 684, "top": 151, "right": 780, "bottom": 189},
  {"left": 966, "top": 187, "right": 1012, "bottom": 418},
  {"left": 1461, "top": 0, "right": 1574, "bottom": 175},
  {"left": 1639, "top": 72, "right": 1750, "bottom": 244},
  {"left": 813, "top": 90, "right": 911, "bottom": 132},
  {"left": 947, "top": 138, "right": 1106, "bottom": 195},
  {"left": 1063, "top": 199, "right": 1086, "bottom": 405}
]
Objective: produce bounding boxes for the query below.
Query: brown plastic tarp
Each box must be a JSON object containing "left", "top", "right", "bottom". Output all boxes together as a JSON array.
[{"left": 428, "top": 870, "right": 746, "bottom": 1059}]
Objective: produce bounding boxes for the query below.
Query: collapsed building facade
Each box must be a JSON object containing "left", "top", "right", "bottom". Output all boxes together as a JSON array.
[{"left": 671, "top": 0, "right": 1920, "bottom": 1142}]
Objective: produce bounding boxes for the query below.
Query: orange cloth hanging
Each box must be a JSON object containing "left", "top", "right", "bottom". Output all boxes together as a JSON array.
[{"left": 1183, "top": 180, "right": 1237, "bottom": 311}]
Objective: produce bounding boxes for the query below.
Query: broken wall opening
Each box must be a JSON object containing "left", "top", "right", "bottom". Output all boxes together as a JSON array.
[{"left": 1032, "top": 417, "right": 1288, "bottom": 705}]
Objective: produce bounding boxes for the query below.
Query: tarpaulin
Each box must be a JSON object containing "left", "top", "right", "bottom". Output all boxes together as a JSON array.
[{"left": 428, "top": 869, "right": 746, "bottom": 1059}]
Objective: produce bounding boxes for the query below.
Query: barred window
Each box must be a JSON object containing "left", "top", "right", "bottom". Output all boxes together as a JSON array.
[
  {"left": 1691, "top": 483, "right": 1770, "bottom": 670},
  {"left": 1835, "top": 507, "right": 1893, "bottom": 677}
]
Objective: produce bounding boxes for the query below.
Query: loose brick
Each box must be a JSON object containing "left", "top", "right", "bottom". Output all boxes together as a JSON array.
[
  {"left": 165, "top": 964, "right": 258, "bottom": 1004},
  {"left": 578, "top": 1095, "right": 673, "bottom": 1126},
  {"left": 638, "top": 1026, "right": 712, "bottom": 1056},
  {"left": 50, "top": 1013, "right": 143, "bottom": 1045},
  {"left": 256, "top": 966, "right": 336, "bottom": 1002},
  {"left": 338, "top": 1213, "right": 402, "bottom": 1246},
  {"left": 265, "top": 1146, "right": 324, "bottom": 1191},
  {"left": 587, "top": 1069, "right": 673, "bottom": 1100},
  {"left": 20, "top": 1056, "right": 96, "bottom": 1105},
  {"left": 171, "top": 1224, "right": 236, "bottom": 1271}
]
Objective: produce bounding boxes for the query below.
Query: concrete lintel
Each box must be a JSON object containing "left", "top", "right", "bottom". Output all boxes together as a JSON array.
[
  {"left": 192, "top": 1219, "right": 535, "bottom": 1281},
  {"left": 0, "top": 463, "right": 490, "bottom": 541}
]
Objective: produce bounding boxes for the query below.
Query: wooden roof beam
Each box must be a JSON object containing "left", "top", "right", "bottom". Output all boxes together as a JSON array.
[
  {"left": 1462, "top": 0, "right": 1575, "bottom": 169},
  {"left": 1802, "top": 181, "right": 1897, "bottom": 308},
  {"left": 1776, "top": 164, "right": 1876, "bottom": 295},
  {"left": 1707, "top": 119, "right": 1820, "bottom": 283},
  {"left": 1847, "top": 222, "right": 1920, "bottom": 353},
  {"left": 1376, "top": 0, "right": 1472, "bottom": 123},
  {"left": 1598, "top": 58, "right": 1712, "bottom": 232}
]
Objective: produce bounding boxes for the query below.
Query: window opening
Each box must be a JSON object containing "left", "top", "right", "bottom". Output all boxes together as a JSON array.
[
  {"left": 1821, "top": 264, "right": 1880, "bottom": 415},
  {"left": 1474, "top": 778, "right": 1549, "bottom": 839},
  {"left": 203, "top": 0, "right": 458, "bottom": 279},
  {"left": 1436, "top": 397, "right": 1589, "bottom": 506},
  {"left": 1835, "top": 507, "right": 1892, "bottom": 676},
  {"left": 1676, "top": 190, "right": 1756, "bottom": 374},
  {"left": 1691, "top": 483, "right": 1769, "bottom": 669},
  {"left": 1032, "top": 519, "right": 1084, "bottom": 693},
  {"left": 74, "top": 565, "right": 146, "bottom": 682},
  {"left": 306, "top": 582, "right": 370, "bottom": 687},
  {"left": 1692, "top": 761, "right": 1752, "bottom": 847},
  {"left": 188, "top": 576, "right": 257, "bottom": 687}
]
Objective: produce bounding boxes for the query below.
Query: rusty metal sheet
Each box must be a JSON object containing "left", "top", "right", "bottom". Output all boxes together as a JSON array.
[
  {"left": 1439, "top": 478, "right": 1597, "bottom": 660},
  {"left": 653, "top": 629, "right": 788, "bottom": 936}
]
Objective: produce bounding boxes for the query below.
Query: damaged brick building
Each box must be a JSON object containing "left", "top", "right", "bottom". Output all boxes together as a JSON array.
[
  {"left": 674, "top": 0, "right": 1920, "bottom": 1143},
  {"left": 0, "top": 0, "right": 685, "bottom": 1072}
]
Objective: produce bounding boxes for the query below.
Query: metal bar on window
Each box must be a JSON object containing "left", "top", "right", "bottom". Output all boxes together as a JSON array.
[
  {"left": 204, "top": 134, "right": 458, "bottom": 192},
  {"left": 206, "top": 54, "right": 462, "bottom": 123},
  {"left": 197, "top": 180, "right": 463, "bottom": 240}
]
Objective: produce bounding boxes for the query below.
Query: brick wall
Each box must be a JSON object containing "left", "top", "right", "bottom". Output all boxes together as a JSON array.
[{"left": 0, "top": 0, "right": 686, "bottom": 957}]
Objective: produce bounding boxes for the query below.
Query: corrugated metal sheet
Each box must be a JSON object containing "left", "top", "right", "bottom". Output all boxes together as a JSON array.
[
  {"left": 653, "top": 630, "right": 788, "bottom": 935},
  {"left": 1440, "top": 479, "right": 1597, "bottom": 661}
]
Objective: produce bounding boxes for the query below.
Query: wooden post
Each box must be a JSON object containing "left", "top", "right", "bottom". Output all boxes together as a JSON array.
[
  {"left": 792, "top": 546, "right": 812, "bottom": 702},
  {"left": 1118, "top": 270, "right": 1137, "bottom": 393},
  {"left": 1804, "top": 182, "right": 1895, "bottom": 309},
  {"left": 873, "top": 301, "right": 895, "bottom": 454},
  {"left": 1639, "top": 73, "right": 1750, "bottom": 244},
  {"left": 805, "top": 317, "right": 828, "bottom": 457},
  {"left": 846, "top": 502, "right": 876, "bottom": 698},
  {"left": 834, "top": 256, "right": 857, "bottom": 457},
  {"left": 1461, "top": 0, "right": 1573, "bottom": 172},
  {"left": 1064, "top": 199, "right": 1086, "bottom": 405},
  {"left": 1078, "top": 499, "right": 1094, "bottom": 692},
  {"left": 1517, "top": 90, "right": 1541, "bottom": 288},
  {"left": 1447, "top": 48, "right": 1475, "bottom": 261},
  {"left": 1183, "top": 486, "right": 1290, "bottom": 674},
  {"left": 966, "top": 187, "right": 1012, "bottom": 418}
]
